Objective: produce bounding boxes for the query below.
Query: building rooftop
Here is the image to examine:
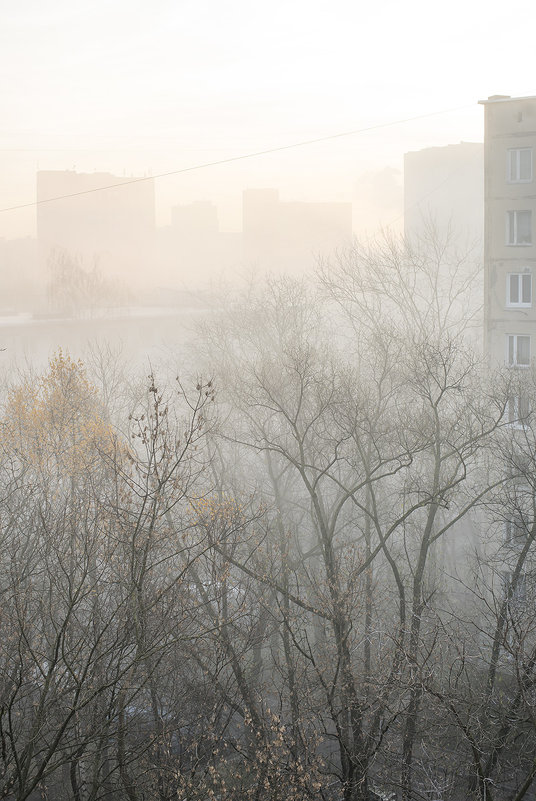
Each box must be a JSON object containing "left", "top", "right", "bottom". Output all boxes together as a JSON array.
[
  {"left": 404, "top": 141, "right": 482, "bottom": 156},
  {"left": 478, "top": 94, "right": 536, "bottom": 105}
]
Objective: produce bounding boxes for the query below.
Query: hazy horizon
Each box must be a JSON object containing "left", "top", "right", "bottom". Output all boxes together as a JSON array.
[{"left": 2, "top": 0, "right": 534, "bottom": 245}]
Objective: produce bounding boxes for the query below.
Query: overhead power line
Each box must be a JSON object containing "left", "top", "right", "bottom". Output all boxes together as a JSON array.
[{"left": 0, "top": 104, "right": 474, "bottom": 214}]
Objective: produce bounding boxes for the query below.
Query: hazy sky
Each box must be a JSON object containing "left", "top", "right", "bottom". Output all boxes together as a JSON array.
[{"left": 1, "top": 0, "right": 535, "bottom": 237}]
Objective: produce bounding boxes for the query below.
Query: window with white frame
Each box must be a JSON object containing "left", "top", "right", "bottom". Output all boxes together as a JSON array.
[
  {"left": 504, "top": 518, "right": 529, "bottom": 547},
  {"left": 507, "top": 334, "right": 531, "bottom": 366},
  {"left": 501, "top": 571, "right": 529, "bottom": 607},
  {"left": 507, "top": 210, "right": 532, "bottom": 245},
  {"left": 507, "top": 148, "right": 533, "bottom": 183},
  {"left": 507, "top": 394, "right": 531, "bottom": 426},
  {"left": 507, "top": 272, "right": 532, "bottom": 307}
]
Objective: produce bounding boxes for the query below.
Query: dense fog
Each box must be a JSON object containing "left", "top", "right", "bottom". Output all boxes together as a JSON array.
[
  {"left": 0, "top": 233, "right": 534, "bottom": 801},
  {"left": 2, "top": 2, "right": 536, "bottom": 800}
]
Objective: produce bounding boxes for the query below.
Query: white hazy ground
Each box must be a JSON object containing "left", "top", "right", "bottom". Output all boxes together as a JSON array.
[{"left": 1, "top": 0, "right": 535, "bottom": 245}]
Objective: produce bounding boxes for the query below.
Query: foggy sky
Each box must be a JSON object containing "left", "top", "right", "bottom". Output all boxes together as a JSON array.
[{"left": 1, "top": 0, "right": 535, "bottom": 240}]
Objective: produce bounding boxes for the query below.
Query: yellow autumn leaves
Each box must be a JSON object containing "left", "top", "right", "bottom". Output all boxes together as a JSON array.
[{"left": 2, "top": 349, "right": 116, "bottom": 477}]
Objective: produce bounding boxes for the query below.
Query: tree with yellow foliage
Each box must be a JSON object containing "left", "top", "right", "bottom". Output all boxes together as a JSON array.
[
  {"left": 0, "top": 356, "right": 221, "bottom": 801},
  {"left": 2, "top": 349, "right": 116, "bottom": 482}
]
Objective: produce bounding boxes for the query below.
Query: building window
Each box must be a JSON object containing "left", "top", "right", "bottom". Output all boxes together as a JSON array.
[
  {"left": 501, "top": 571, "right": 529, "bottom": 607},
  {"left": 505, "top": 519, "right": 528, "bottom": 547},
  {"left": 507, "top": 211, "right": 532, "bottom": 245},
  {"left": 508, "top": 148, "right": 533, "bottom": 183},
  {"left": 507, "top": 272, "right": 532, "bottom": 307},
  {"left": 507, "top": 334, "right": 531, "bottom": 366},
  {"left": 507, "top": 394, "right": 530, "bottom": 426}
]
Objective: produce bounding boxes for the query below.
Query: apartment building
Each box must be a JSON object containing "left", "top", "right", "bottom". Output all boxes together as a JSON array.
[
  {"left": 480, "top": 95, "right": 536, "bottom": 369},
  {"left": 404, "top": 141, "right": 483, "bottom": 242},
  {"left": 480, "top": 95, "right": 536, "bottom": 609},
  {"left": 37, "top": 170, "right": 155, "bottom": 284}
]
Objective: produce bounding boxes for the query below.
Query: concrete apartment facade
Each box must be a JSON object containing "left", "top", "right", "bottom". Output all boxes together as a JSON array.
[
  {"left": 479, "top": 95, "right": 536, "bottom": 612},
  {"left": 480, "top": 95, "right": 536, "bottom": 368}
]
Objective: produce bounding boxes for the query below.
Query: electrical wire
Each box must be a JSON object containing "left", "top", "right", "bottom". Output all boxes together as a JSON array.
[{"left": 0, "top": 104, "right": 474, "bottom": 213}]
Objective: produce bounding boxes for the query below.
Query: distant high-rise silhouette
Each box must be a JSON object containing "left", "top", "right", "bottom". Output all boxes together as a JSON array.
[
  {"left": 404, "top": 142, "right": 483, "bottom": 242},
  {"left": 36, "top": 170, "right": 155, "bottom": 285}
]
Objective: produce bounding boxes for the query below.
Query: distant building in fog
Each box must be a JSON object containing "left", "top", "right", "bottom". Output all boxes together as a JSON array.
[
  {"left": 479, "top": 94, "right": 536, "bottom": 368},
  {"left": 404, "top": 142, "right": 483, "bottom": 243},
  {"left": 160, "top": 190, "right": 352, "bottom": 284},
  {"left": 157, "top": 201, "right": 242, "bottom": 284},
  {"left": 242, "top": 189, "right": 352, "bottom": 272},
  {"left": 172, "top": 201, "right": 219, "bottom": 237},
  {"left": 37, "top": 170, "right": 155, "bottom": 286}
]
